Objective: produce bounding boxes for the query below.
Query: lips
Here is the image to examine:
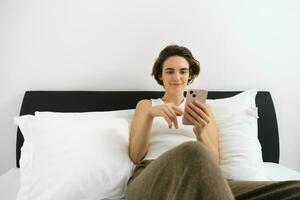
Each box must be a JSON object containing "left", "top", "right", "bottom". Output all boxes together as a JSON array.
[{"left": 171, "top": 83, "right": 182, "bottom": 87}]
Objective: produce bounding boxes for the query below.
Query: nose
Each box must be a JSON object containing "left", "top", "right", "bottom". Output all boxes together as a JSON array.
[{"left": 173, "top": 72, "right": 181, "bottom": 80}]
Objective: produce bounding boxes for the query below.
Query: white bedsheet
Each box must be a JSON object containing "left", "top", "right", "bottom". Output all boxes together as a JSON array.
[
  {"left": 1, "top": 163, "right": 300, "bottom": 200},
  {"left": 263, "top": 162, "right": 300, "bottom": 181}
]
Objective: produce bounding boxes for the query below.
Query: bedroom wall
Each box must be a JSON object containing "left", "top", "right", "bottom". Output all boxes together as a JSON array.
[{"left": 0, "top": 0, "right": 299, "bottom": 175}]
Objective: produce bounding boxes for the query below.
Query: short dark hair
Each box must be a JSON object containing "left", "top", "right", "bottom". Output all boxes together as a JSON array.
[{"left": 151, "top": 44, "right": 200, "bottom": 86}]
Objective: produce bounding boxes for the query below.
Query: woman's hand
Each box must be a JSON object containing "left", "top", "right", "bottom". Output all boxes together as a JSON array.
[
  {"left": 184, "top": 100, "right": 211, "bottom": 140},
  {"left": 148, "top": 104, "right": 184, "bottom": 129},
  {"left": 184, "top": 100, "right": 220, "bottom": 162}
]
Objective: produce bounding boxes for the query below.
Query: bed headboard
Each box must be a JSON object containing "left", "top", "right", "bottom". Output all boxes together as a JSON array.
[{"left": 16, "top": 91, "right": 280, "bottom": 167}]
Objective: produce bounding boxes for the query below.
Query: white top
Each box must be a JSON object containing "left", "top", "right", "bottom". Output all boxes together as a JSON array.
[{"left": 143, "top": 98, "right": 197, "bottom": 160}]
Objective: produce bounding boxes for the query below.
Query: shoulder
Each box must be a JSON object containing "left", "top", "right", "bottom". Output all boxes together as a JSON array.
[
  {"left": 136, "top": 99, "right": 152, "bottom": 109},
  {"left": 133, "top": 99, "right": 152, "bottom": 118}
]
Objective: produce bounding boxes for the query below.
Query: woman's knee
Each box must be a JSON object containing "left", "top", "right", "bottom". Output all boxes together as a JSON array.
[{"left": 171, "top": 141, "right": 214, "bottom": 162}]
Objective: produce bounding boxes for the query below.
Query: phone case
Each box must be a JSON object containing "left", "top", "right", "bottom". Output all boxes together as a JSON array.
[{"left": 182, "top": 89, "right": 208, "bottom": 125}]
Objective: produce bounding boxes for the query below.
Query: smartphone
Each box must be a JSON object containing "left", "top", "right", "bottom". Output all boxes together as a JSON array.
[{"left": 182, "top": 89, "right": 208, "bottom": 125}]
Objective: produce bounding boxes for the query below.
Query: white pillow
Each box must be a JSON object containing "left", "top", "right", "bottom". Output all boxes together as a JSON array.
[
  {"left": 207, "top": 88, "right": 267, "bottom": 181},
  {"left": 33, "top": 89, "right": 266, "bottom": 181},
  {"left": 34, "top": 109, "right": 134, "bottom": 121},
  {"left": 15, "top": 111, "right": 134, "bottom": 200}
]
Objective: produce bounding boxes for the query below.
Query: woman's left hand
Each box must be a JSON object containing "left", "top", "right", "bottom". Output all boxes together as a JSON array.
[
  {"left": 184, "top": 100, "right": 211, "bottom": 141},
  {"left": 184, "top": 100, "right": 220, "bottom": 163}
]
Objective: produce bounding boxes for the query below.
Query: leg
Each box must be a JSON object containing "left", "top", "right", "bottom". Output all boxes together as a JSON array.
[
  {"left": 125, "top": 141, "right": 234, "bottom": 200},
  {"left": 228, "top": 180, "right": 300, "bottom": 200}
]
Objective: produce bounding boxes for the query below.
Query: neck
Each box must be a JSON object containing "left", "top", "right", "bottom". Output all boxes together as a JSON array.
[{"left": 161, "top": 92, "right": 185, "bottom": 105}]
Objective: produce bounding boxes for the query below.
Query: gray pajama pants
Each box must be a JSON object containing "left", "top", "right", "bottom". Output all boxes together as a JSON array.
[{"left": 125, "top": 141, "right": 300, "bottom": 200}]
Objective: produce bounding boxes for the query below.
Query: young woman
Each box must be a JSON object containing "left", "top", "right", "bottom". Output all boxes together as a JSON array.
[{"left": 125, "top": 45, "right": 300, "bottom": 200}]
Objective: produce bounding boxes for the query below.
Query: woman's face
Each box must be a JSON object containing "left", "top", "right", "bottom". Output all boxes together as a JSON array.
[{"left": 159, "top": 56, "right": 191, "bottom": 93}]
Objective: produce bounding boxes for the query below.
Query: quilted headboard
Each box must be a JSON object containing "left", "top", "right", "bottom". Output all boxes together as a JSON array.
[{"left": 16, "top": 91, "right": 280, "bottom": 167}]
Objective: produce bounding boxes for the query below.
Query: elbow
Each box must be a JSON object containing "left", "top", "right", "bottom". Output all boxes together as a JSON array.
[
  {"left": 132, "top": 158, "right": 142, "bottom": 165},
  {"left": 129, "top": 153, "right": 142, "bottom": 165},
  {"left": 128, "top": 135, "right": 148, "bottom": 165},
  {"left": 128, "top": 146, "right": 144, "bottom": 165}
]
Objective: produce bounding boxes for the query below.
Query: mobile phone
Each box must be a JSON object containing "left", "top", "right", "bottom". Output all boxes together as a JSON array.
[{"left": 182, "top": 89, "right": 208, "bottom": 125}]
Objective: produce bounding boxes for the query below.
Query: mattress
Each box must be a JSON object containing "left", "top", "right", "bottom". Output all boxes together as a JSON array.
[
  {"left": 1, "top": 163, "right": 300, "bottom": 200},
  {"left": 262, "top": 162, "right": 300, "bottom": 181}
]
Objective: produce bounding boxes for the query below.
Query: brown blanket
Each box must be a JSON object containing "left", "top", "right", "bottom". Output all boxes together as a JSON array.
[{"left": 125, "top": 142, "right": 300, "bottom": 200}]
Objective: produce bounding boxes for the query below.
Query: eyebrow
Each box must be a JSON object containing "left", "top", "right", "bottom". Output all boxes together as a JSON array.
[{"left": 165, "top": 68, "right": 189, "bottom": 71}]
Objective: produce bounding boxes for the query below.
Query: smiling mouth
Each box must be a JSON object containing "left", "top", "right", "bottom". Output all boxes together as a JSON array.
[{"left": 171, "top": 83, "right": 182, "bottom": 86}]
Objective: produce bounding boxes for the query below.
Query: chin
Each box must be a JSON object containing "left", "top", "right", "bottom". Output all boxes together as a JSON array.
[{"left": 168, "top": 87, "right": 185, "bottom": 93}]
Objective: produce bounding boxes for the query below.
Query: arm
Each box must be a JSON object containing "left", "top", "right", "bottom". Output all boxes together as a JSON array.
[
  {"left": 129, "top": 99, "right": 183, "bottom": 164},
  {"left": 128, "top": 99, "right": 153, "bottom": 164},
  {"left": 196, "top": 114, "right": 220, "bottom": 163},
  {"left": 185, "top": 101, "right": 220, "bottom": 163}
]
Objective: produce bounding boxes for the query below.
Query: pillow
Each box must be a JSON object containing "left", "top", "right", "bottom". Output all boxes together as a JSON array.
[
  {"left": 34, "top": 109, "right": 135, "bottom": 121},
  {"left": 207, "top": 88, "right": 267, "bottom": 181},
  {"left": 32, "top": 89, "right": 265, "bottom": 181},
  {"left": 15, "top": 112, "right": 134, "bottom": 200}
]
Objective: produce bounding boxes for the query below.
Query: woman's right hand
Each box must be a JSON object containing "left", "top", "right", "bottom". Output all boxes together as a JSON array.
[{"left": 148, "top": 104, "right": 184, "bottom": 129}]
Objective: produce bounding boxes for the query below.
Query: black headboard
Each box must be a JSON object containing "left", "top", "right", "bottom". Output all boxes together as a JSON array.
[{"left": 16, "top": 91, "right": 279, "bottom": 167}]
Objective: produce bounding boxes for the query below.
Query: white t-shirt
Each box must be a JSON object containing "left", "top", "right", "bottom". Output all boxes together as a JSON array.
[{"left": 143, "top": 98, "right": 197, "bottom": 160}]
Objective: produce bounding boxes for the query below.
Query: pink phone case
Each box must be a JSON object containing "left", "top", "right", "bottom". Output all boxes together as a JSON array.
[{"left": 182, "top": 89, "right": 208, "bottom": 125}]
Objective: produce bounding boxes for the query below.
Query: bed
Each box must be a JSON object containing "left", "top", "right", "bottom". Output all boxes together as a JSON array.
[{"left": 1, "top": 90, "right": 300, "bottom": 200}]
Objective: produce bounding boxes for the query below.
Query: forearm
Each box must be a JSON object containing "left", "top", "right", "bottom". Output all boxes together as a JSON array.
[
  {"left": 196, "top": 130, "right": 220, "bottom": 164},
  {"left": 129, "top": 112, "right": 153, "bottom": 164}
]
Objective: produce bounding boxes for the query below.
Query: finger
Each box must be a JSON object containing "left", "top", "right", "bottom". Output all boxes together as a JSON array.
[
  {"left": 183, "top": 111, "right": 197, "bottom": 125},
  {"left": 164, "top": 107, "right": 177, "bottom": 124},
  {"left": 186, "top": 105, "right": 207, "bottom": 127},
  {"left": 193, "top": 100, "right": 210, "bottom": 116},
  {"left": 173, "top": 110, "right": 183, "bottom": 117},
  {"left": 174, "top": 115, "right": 178, "bottom": 129},
  {"left": 165, "top": 104, "right": 180, "bottom": 128},
  {"left": 171, "top": 105, "right": 184, "bottom": 115},
  {"left": 162, "top": 113, "right": 172, "bottom": 128},
  {"left": 189, "top": 103, "right": 210, "bottom": 124},
  {"left": 166, "top": 106, "right": 179, "bottom": 129}
]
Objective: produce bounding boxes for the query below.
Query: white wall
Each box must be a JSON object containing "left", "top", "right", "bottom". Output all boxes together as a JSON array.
[{"left": 0, "top": 0, "right": 299, "bottom": 175}]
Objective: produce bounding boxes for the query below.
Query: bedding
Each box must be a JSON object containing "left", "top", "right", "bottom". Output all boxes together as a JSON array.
[
  {"left": 6, "top": 89, "right": 288, "bottom": 199},
  {"left": 36, "top": 89, "right": 263, "bottom": 180},
  {"left": 263, "top": 162, "right": 300, "bottom": 181},
  {"left": 16, "top": 90, "right": 280, "bottom": 167},
  {"left": 14, "top": 112, "right": 134, "bottom": 200},
  {"left": 17, "top": 89, "right": 264, "bottom": 182},
  {"left": 2, "top": 163, "right": 300, "bottom": 200},
  {"left": 208, "top": 89, "right": 266, "bottom": 180}
]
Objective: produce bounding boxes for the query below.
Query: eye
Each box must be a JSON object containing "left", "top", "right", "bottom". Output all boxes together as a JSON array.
[
  {"left": 180, "top": 71, "right": 188, "bottom": 74},
  {"left": 166, "top": 71, "right": 173, "bottom": 74}
]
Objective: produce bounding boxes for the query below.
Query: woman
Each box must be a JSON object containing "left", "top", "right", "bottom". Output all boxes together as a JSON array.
[{"left": 125, "top": 45, "right": 300, "bottom": 200}]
